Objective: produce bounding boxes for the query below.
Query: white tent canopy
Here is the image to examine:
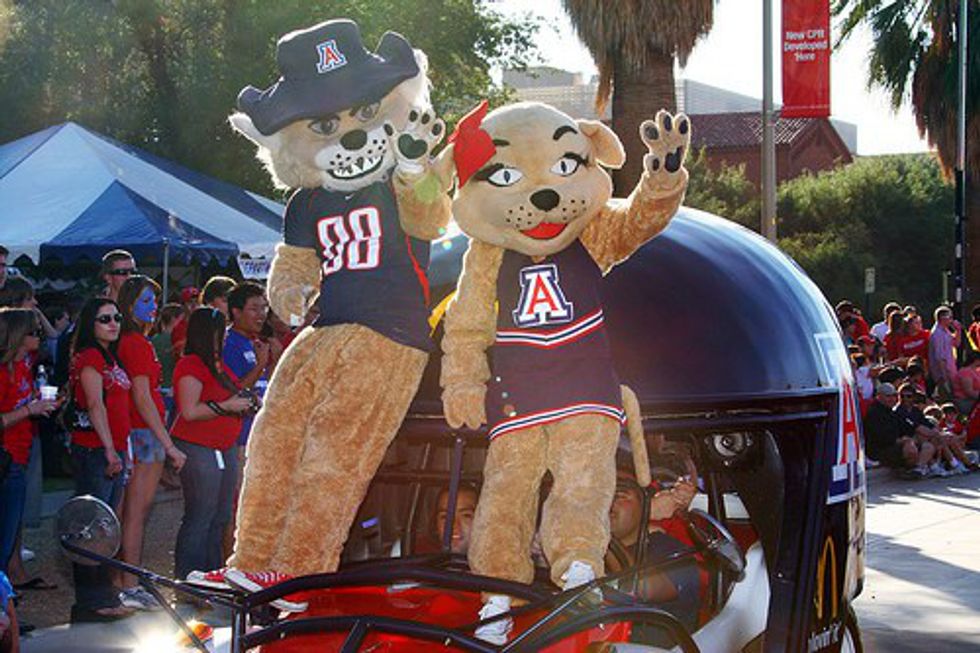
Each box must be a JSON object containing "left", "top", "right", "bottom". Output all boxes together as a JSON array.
[{"left": 0, "top": 122, "right": 283, "bottom": 265}]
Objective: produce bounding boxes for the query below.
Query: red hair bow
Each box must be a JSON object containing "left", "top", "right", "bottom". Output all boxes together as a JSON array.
[{"left": 448, "top": 100, "right": 496, "bottom": 187}]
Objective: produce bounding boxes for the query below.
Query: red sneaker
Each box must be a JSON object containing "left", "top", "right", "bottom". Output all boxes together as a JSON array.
[
  {"left": 184, "top": 568, "right": 232, "bottom": 589},
  {"left": 224, "top": 568, "right": 308, "bottom": 613},
  {"left": 185, "top": 568, "right": 307, "bottom": 613}
]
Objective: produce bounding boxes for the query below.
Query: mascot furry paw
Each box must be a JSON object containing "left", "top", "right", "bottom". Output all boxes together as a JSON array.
[
  {"left": 438, "top": 101, "right": 689, "bottom": 642},
  {"left": 225, "top": 19, "right": 451, "bottom": 580}
]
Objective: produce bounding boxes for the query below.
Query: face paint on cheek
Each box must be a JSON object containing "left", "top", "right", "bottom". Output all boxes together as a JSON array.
[{"left": 134, "top": 288, "right": 157, "bottom": 323}]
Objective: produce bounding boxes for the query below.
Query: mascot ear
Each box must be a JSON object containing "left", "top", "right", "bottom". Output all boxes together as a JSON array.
[
  {"left": 432, "top": 143, "right": 456, "bottom": 191},
  {"left": 228, "top": 112, "right": 282, "bottom": 151},
  {"left": 577, "top": 119, "right": 625, "bottom": 170}
]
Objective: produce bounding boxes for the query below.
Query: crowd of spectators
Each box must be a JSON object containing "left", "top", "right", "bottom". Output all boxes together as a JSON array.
[
  {"left": 0, "top": 246, "right": 296, "bottom": 631},
  {"left": 838, "top": 300, "right": 980, "bottom": 479}
]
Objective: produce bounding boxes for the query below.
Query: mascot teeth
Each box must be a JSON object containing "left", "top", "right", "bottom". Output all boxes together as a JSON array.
[{"left": 331, "top": 155, "right": 384, "bottom": 179}]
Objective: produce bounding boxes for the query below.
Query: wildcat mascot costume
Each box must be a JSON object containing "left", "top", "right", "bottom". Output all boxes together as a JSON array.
[
  {"left": 214, "top": 19, "right": 450, "bottom": 597},
  {"left": 437, "top": 101, "right": 690, "bottom": 643}
]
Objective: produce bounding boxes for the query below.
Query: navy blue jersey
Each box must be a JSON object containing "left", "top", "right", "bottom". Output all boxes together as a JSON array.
[
  {"left": 283, "top": 182, "right": 432, "bottom": 352},
  {"left": 486, "top": 240, "right": 623, "bottom": 439}
]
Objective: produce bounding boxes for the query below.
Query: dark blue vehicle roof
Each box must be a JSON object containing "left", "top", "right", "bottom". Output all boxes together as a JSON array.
[{"left": 425, "top": 207, "right": 849, "bottom": 409}]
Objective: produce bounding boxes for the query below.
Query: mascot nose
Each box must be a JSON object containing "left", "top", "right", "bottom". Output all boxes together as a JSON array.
[
  {"left": 530, "top": 189, "right": 560, "bottom": 212},
  {"left": 340, "top": 129, "right": 368, "bottom": 151}
]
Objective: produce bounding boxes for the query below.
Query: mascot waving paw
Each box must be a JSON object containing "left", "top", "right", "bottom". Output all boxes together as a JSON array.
[
  {"left": 438, "top": 101, "right": 689, "bottom": 643},
  {"left": 215, "top": 19, "right": 451, "bottom": 591}
]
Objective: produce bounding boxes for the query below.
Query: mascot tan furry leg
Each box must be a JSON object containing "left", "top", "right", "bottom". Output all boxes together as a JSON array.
[
  {"left": 469, "top": 414, "right": 619, "bottom": 588},
  {"left": 231, "top": 325, "right": 426, "bottom": 575}
]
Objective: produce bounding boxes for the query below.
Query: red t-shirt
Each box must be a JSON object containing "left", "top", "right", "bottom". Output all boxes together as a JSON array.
[
  {"left": 172, "top": 354, "right": 242, "bottom": 450},
  {"left": 900, "top": 331, "right": 930, "bottom": 366},
  {"left": 0, "top": 360, "right": 34, "bottom": 465},
  {"left": 171, "top": 316, "right": 189, "bottom": 358},
  {"left": 884, "top": 332, "right": 903, "bottom": 361},
  {"left": 968, "top": 322, "right": 980, "bottom": 352},
  {"left": 70, "top": 347, "right": 132, "bottom": 451},
  {"left": 118, "top": 331, "right": 165, "bottom": 428}
]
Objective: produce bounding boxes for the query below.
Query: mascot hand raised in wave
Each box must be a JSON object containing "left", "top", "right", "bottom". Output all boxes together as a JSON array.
[
  {"left": 202, "top": 19, "right": 450, "bottom": 599},
  {"left": 438, "top": 101, "right": 689, "bottom": 643}
]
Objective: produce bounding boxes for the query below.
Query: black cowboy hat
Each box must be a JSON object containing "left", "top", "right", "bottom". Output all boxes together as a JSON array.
[{"left": 238, "top": 19, "right": 419, "bottom": 136}]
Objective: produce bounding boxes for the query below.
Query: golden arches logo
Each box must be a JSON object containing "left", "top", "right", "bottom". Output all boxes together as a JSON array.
[{"left": 814, "top": 535, "right": 839, "bottom": 621}]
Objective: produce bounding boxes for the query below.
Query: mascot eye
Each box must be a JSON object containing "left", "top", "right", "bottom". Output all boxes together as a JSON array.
[
  {"left": 309, "top": 117, "right": 341, "bottom": 136},
  {"left": 551, "top": 156, "right": 582, "bottom": 177},
  {"left": 354, "top": 103, "right": 380, "bottom": 122},
  {"left": 487, "top": 167, "right": 523, "bottom": 187}
]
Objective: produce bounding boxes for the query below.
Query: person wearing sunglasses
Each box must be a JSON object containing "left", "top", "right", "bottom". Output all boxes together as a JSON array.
[
  {"left": 0, "top": 309, "right": 58, "bottom": 587},
  {"left": 99, "top": 250, "right": 137, "bottom": 302},
  {"left": 114, "top": 276, "right": 187, "bottom": 611},
  {"left": 67, "top": 298, "right": 133, "bottom": 622}
]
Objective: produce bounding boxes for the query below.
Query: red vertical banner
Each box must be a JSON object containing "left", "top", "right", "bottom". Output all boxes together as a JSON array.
[{"left": 782, "top": 0, "right": 831, "bottom": 118}]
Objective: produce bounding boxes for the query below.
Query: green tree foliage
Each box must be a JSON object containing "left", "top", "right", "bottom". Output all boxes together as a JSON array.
[
  {"left": 684, "top": 148, "right": 760, "bottom": 230},
  {"left": 0, "top": 0, "right": 539, "bottom": 196},
  {"left": 777, "top": 154, "right": 953, "bottom": 312},
  {"left": 686, "top": 153, "right": 952, "bottom": 311}
]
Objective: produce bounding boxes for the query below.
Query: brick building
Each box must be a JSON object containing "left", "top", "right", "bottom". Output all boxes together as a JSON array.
[{"left": 505, "top": 67, "right": 856, "bottom": 185}]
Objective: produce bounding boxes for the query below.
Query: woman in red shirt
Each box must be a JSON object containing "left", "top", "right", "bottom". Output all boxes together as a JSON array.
[
  {"left": 114, "top": 276, "right": 186, "bottom": 611},
  {"left": 171, "top": 308, "right": 251, "bottom": 580},
  {"left": 0, "top": 309, "right": 57, "bottom": 579},
  {"left": 68, "top": 298, "right": 133, "bottom": 622}
]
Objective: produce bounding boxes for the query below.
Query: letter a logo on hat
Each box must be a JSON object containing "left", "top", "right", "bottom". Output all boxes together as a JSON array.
[{"left": 316, "top": 39, "right": 347, "bottom": 74}]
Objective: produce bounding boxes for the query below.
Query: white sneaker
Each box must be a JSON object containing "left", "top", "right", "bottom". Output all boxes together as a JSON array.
[
  {"left": 951, "top": 460, "right": 970, "bottom": 475},
  {"left": 475, "top": 595, "right": 512, "bottom": 645},
  {"left": 865, "top": 458, "right": 881, "bottom": 469},
  {"left": 20, "top": 547, "right": 35, "bottom": 563},
  {"left": 119, "top": 586, "right": 163, "bottom": 611},
  {"left": 561, "top": 561, "right": 596, "bottom": 590},
  {"left": 928, "top": 462, "right": 951, "bottom": 478}
]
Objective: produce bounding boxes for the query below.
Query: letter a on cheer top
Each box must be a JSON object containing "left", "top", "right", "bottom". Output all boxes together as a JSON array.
[
  {"left": 512, "top": 264, "right": 574, "bottom": 327},
  {"left": 782, "top": 0, "right": 831, "bottom": 117}
]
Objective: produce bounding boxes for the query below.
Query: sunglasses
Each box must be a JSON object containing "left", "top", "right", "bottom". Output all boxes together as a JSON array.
[
  {"left": 900, "top": 393, "right": 915, "bottom": 399},
  {"left": 107, "top": 268, "right": 137, "bottom": 277},
  {"left": 96, "top": 313, "right": 124, "bottom": 325},
  {"left": 27, "top": 327, "right": 44, "bottom": 338}
]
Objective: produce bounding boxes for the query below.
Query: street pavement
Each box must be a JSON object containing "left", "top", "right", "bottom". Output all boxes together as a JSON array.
[
  {"left": 856, "top": 467, "right": 980, "bottom": 651},
  {"left": 21, "top": 467, "right": 980, "bottom": 652}
]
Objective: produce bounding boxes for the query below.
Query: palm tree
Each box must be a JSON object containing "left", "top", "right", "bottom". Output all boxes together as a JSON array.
[
  {"left": 833, "top": 0, "right": 980, "bottom": 300},
  {"left": 561, "top": 1, "right": 714, "bottom": 194}
]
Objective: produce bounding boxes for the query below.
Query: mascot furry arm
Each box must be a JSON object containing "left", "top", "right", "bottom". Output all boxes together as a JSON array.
[
  {"left": 440, "top": 238, "right": 503, "bottom": 429},
  {"left": 579, "top": 111, "right": 689, "bottom": 274}
]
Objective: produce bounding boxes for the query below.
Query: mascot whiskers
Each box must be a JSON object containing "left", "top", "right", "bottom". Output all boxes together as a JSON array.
[
  {"left": 437, "top": 100, "right": 690, "bottom": 643},
  {"left": 193, "top": 19, "right": 451, "bottom": 603}
]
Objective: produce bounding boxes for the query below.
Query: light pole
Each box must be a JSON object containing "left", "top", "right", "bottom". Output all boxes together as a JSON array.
[
  {"left": 954, "top": 0, "right": 969, "bottom": 322},
  {"left": 762, "top": 0, "right": 778, "bottom": 242}
]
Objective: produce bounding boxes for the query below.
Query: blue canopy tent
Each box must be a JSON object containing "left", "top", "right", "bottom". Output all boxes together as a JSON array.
[{"left": 0, "top": 122, "right": 284, "bottom": 295}]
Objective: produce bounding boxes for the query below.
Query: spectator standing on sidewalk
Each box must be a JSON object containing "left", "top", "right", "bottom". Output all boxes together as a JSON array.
[
  {"left": 871, "top": 302, "right": 901, "bottom": 343},
  {"left": 114, "top": 276, "right": 187, "bottom": 611},
  {"left": 0, "top": 310, "right": 57, "bottom": 579},
  {"left": 171, "top": 308, "right": 250, "bottom": 580},
  {"left": 967, "top": 304, "right": 980, "bottom": 353},
  {"left": 929, "top": 305, "right": 961, "bottom": 400},
  {"left": 100, "top": 251, "right": 137, "bottom": 302},
  {"left": 221, "top": 282, "right": 278, "bottom": 556},
  {"left": 169, "top": 287, "right": 199, "bottom": 359},
  {"left": 67, "top": 298, "right": 133, "bottom": 622}
]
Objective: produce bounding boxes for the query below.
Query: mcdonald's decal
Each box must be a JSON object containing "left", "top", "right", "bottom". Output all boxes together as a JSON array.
[
  {"left": 808, "top": 535, "right": 844, "bottom": 651},
  {"left": 814, "top": 536, "right": 838, "bottom": 621}
]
